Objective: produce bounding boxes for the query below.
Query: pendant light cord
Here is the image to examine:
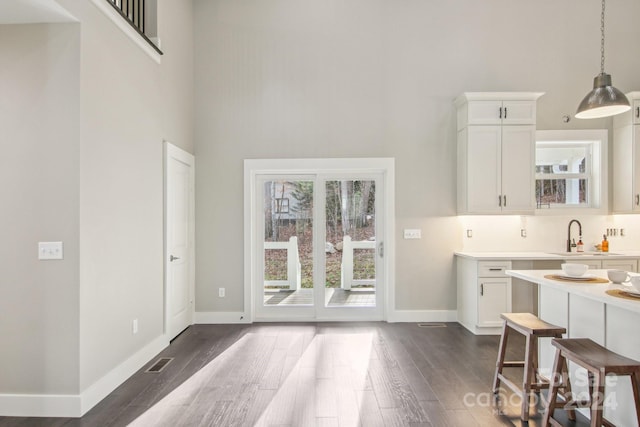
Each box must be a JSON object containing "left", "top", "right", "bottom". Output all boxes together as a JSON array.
[{"left": 600, "top": 0, "right": 606, "bottom": 75}]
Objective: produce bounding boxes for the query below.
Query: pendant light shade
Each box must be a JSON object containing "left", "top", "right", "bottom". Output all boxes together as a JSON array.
[
  {"left": 575, "top": 73, "right": 630, "bottom": 119},
  {"left": 575, "top": 0, "right": 630, "bottom": 119}
]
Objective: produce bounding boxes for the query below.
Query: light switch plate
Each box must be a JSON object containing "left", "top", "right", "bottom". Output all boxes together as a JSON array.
[
  {"left": 403, "top": 229, "right": 421, "bottom": 239},
  {"left": 38, "top": 242, "right": 63, "bottom": 260}
]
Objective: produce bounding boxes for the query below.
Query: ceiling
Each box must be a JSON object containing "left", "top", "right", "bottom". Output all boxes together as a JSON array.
[{"left": 0, "top": 0, "right": 76, "bottom": 24}]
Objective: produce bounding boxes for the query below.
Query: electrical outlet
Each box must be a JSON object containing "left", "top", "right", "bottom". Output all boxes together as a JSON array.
[
  {"left": 132, "top": 319, "right": 138, "bottom": 334},
  {"left": 466, "top": 229, "right": 473, "bottom": 238},
  {"left": 38, "top": 241, "right": 63, "bottom": 260},
  {"left": 521, "top": 229, "right": 527, "bottom": 238},
  {"left": 403, "top": 229, "right": 421, "bottom": 239},
  {"left": 219, "top": 288, "right": 225, "bottom": 298}
]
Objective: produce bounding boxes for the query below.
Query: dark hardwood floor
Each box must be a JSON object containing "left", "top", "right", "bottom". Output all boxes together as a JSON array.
[{"left": 0, "top": 322, "right": 589, "bottom": 426}]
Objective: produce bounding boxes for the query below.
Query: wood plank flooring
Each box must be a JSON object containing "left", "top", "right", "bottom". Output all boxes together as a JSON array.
[{"left": 0, "top": 322, "right": 590, "bottom": 427}]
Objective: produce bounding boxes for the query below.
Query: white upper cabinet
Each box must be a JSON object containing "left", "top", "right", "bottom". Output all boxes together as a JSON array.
[
  {"left": 613, "top": 92, "right": 640, "bottom": 213},
  {"left": 455, "top": 92, "right": 543, "bottom": 215}
]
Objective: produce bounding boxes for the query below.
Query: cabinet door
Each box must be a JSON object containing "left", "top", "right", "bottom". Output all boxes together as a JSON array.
[
  {"left": 564, "top": 259, "right": 601, "bottom": 269},
  {"left": 613, "top": 125, "right": 634, "bottom": 213},
  {"left": 477, "top": 278, "right": 511, "bottom": 327},
  {"left": 466, "top": 126, "right": 502, "bottom": 213},
  {"left": 501, "top": 101, "right": 537, "bottom": 125},
  {"left": 602, "top": 259, "right": 638, "bottom": 273},
  {"left": 501, "top": 125, "right": 535, "bottom": 213},
  {"left": 467, "top": 101, "right": 502, "bottom": 125},
  {"left": 633, "top": 127, "right": 640, "bottom": 211}
]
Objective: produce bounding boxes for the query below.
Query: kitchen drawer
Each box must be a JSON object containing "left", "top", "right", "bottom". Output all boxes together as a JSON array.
[{"left": 478, "top": 261, "right": 512, "bottom": 277}]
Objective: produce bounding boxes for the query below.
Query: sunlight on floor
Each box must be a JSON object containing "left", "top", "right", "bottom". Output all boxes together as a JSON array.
[{"left": 129, "top": 329, "right": 374, "bottom": 426}]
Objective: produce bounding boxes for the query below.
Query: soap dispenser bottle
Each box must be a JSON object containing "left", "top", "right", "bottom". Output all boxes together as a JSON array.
[
  {"left": 577, "top": 237, "right": 584, "bottom": 253},
  {"left": 602, "top": 234, "right": 609, "bottom": 252}
]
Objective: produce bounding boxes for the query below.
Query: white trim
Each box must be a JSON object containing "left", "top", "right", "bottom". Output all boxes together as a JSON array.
[
  {"left": 244, "top": 158, "right": 395, "bottom": 323},
  {"left": 387, "top": 310, "right": 458, "bottom": 323},
  {"left": 195, "top": 311, "right": 251, "bottom": 324},
  {"left": 80, "top": 334, "right": 168, "bottom": 415},
  {"left": 0, "top": 334, "right": 168, "bottom": 417},
  {"left": 535, "top": 129, "right": 608, "bottom": 215},
  {"left": 89, "top": 0, "right": 161, "bottom": 64}
]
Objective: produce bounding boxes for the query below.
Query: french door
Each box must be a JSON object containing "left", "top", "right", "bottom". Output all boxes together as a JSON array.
[{"left": 246, "top": 159, "right": 393, "bottom": 321}]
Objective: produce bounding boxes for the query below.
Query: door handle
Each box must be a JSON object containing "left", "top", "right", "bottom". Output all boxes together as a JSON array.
[
  {"left": 636, "top": 194, "right": 639, "bottom": 206},
  {"left": 480, "top": 283, "right": 484, "bottom": 296},
  {"left": 498, "top": 195, "right": 502, "bottom": 207},
  {"left": 170, "top": 255, "right": 180, "bottom": 262},
  {"left": 499, "top": 107, "right": 502, "bottom": 119},
  {"left": 503, "top": 195, "right": 507, "bottom": 207},
  {"left": 504, "top": 107, "right": 507, "bottom": 119},
  {"left": 636, "top": 106, "right": 639, "bottom": 119},
  {"left": 378, "top": 242, "right": 384, "bottom": 258}
]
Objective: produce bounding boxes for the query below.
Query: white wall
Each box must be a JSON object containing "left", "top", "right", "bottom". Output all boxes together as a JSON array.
[
  {"left": 0, "top": 0, "right": 194, "bottom": 414},
  {"left": 0, "top": 23, "right": 80, "bottom": 394},
  {"left": 193, "top": 0, "right": 640, "bottom": 315}
]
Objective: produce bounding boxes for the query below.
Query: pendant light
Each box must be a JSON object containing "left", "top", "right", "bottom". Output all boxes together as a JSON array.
[{"left": 575, "top": 0, "right": 630, "bottom": 119}]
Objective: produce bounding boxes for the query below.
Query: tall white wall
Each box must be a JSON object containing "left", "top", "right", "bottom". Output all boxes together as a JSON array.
[
  {"left": 193, "top": 0, "right": 640, "bottom": 314},
  {"left": 0, "top": 23, "right": 80, "bottom": 394},
  {"left": 0, "top": 0, "right": 194, "bottom": 412}
]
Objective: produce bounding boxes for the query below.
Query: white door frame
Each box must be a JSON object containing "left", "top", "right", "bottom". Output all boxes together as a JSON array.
[
  {"left": 244, "top": 158, "right": 395, "bottom": 322},
  {"left": 164, "top": 142, "right": 195, "bottom": 339}
]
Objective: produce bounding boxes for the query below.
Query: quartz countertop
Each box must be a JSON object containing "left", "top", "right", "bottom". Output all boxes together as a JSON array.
[
  {"left": 506, "top": 269, "right": 640, "bottom": 314},
  {"left": 454, "top": 251, "right": 640, "bottom": 260}
]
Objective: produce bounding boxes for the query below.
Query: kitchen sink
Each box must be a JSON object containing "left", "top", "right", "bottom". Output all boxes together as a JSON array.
[{"left": 548, "top": 252, "right": 621, "bottom": 256}]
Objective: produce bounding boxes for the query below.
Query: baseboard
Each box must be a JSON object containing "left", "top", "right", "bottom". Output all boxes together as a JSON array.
[
  {"left": 0, "top": 334, "right": 169, "bottom": 417},
  {"left": 195, "top": 311, "right": 251, "bottom": 324},
  {"left": 0, "top": 393, "right": 81, "bottom": 418},
  {"left": 387, "top": 310, "right": 458, "bottom": 323},
  {"left": 80, "top": 334, "right": 169, "bottom": 415}
]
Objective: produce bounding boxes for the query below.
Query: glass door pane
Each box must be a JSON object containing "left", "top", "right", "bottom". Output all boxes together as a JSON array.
[
  {"left": 324, "top": 180, "right": 376, "bottom": 308},
  {"left": 262, "top": 180, "right": 314, "bottom": 307}
]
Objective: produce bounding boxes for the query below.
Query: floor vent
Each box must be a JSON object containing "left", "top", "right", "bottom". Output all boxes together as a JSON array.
[
  {"left": 417, "top": 323, "right": 447, "bottom": 328},
  {"left": 145, "top": 357, "right": 174, "bottom": 373}
]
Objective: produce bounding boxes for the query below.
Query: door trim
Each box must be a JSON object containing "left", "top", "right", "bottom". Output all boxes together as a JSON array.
[
  {"left": 243, "top": 158, "right": 395, "bottom": 322},
  {"left": 164, "top": 141, "right": 195, "bottom": 338}
]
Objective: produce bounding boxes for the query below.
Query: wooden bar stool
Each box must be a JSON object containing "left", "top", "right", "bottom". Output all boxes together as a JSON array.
[
  {"left": 492, "top": 313, "right": 568, "bottom": 421},
  {"left": 543, "top": 338, "right": 640, "bottom": 427}
]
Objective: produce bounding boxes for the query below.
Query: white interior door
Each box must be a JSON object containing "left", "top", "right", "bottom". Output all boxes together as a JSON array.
[{"left": 165, "top": 142, "right": 195, "bottom": 340}]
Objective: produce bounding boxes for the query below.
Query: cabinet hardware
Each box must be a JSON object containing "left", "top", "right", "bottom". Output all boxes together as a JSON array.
[
  {"left": 378, "top": 241, "right": 384, "bottom": 258},
  {"left": 498, "top": 195, "right": 502, "bottom": 207},
  {"left": 503, "top": 195, "right": 507, "bottom": 207},
  {"left": 504, "top": 107, "right": 508, "bottom": 119},
  {"left": 499, "top": 107, "right": 502, "bottom": 119},
  {"left": 480, "top": 283, "right": 484, "bottom": 296},
  {"left": 636, "top": 106, "right": 639, "bottom": 118},
  {"left": 636, "top": 194, "right": 639, "bottom": 206},
  {"left": 489, "top": 268, "right": 502, "bottom": 271}
]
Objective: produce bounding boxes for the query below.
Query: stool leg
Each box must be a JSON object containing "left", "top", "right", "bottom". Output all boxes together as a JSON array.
[
  {"left": 590, "top": 371, "right": 604, "bottom": 427},
  {"left": 630, "top": 370, "right": 640, "bottom": 426},
  {"left": 561, "top": 358, "right": 575, "bottom": 421},
  {"left": 492, "top": 322, "right": 509, "bottom": 394},
  {"left": 522, "top": 333, "right": 535, "bottom": 421},
  {"left": 542, "top": 348, "right": 564, "bottom": 427}
]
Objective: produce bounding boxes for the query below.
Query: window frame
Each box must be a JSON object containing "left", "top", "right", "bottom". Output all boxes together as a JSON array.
[{"left": 534, "top": 129, "right": 608, "bottom": 215}]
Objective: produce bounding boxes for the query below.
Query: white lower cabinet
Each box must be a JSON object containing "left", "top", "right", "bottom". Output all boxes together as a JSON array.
[
  {"left": 602, "top": 259, "right": 638, "bottom": 272},
  {"left": 538, "top": 287, "right": 639, "bottom": 426},
  {"left": 457, "top": 258, "right": 512, "bottom": 335}
]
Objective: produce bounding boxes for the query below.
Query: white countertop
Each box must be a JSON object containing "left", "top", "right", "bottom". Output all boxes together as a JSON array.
[
  {"left": 455, "top": 251, "right": 640, "bottom": 260},
  {"left": 506, "top": 269, "right": 640, "bottom": 314}
]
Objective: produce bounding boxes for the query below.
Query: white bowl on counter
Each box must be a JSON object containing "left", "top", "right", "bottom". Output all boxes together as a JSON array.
[{"left": 562, "top": 263, "right": 589, "bottom": 277}]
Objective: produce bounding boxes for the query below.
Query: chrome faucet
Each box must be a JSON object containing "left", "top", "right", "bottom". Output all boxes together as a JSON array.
[{"left": 567, "top": 219, "right": 582, "bottom": 252}]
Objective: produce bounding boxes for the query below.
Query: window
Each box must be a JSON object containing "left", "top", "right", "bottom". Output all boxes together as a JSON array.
[{"left": 535, "top": 130, "right": 607, "bottom": 212}]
